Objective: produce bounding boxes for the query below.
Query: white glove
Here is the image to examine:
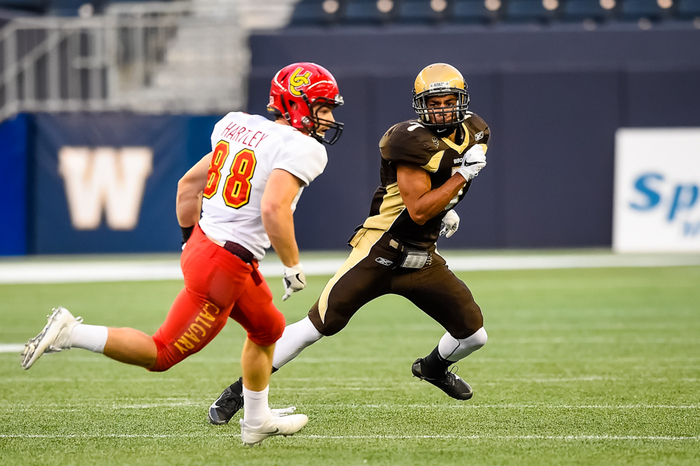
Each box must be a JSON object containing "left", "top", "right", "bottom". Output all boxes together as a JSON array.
[
  {"left": 440, "top": 210, "right": 460, "bottom": 238},
  {"left": 456, "top": 144, "right": 486, "bottom": 182},
  {"left": 282, "top": 263, "right": 306, "bottom": 301}
]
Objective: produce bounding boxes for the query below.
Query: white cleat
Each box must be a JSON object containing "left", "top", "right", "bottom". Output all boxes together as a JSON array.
[
  {"left": 240, "top": 409, "right": 308, "bottom": 446},
  {"left": 21, "top": 307, "right": 82, "bottom": 370},
  {"left": 270, "top": 407, "right": 297, "bottom": 417}
]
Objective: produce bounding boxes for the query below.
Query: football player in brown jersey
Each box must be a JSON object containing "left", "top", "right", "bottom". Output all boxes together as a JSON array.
[{"left": 208, "top": 63, "right": 490, "bottom": 425}]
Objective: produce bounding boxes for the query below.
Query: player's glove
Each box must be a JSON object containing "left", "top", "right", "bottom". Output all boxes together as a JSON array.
[
  {"left": 456, "top": 144, "right": 486, "bottom": 182},
  {"left": 282, "top": 263, "right": 306, "bottom": 301},
  {"left": 440, "top": 210, "right": 460, "bottom": 238}
]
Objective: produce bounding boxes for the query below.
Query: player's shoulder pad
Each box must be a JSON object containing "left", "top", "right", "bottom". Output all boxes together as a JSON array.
[
  {"left": 379, "top": 120, "right": 440, "bottom": 165},
  {"left": 211, "top": 111, "right": 245, "bottom": 139},
  {"left": 276, "top": 134, "right": 328, "bottom": 186},
  {"left": 465, "top": 112, "right": 489, "bottom": 132},
  {"left": 464, "top": 112, "right": 490, "bottom": 145}
]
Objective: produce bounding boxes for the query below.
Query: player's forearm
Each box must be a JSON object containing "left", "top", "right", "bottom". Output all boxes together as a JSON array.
[
  {"left": 410, "top": 176, "right": 466, "bottom": 224},
  {"left": 262, "top": 207, "right": 300, "bottom": 267},
  {"left": 176, "top": 153, "right": 211, "bottom": 227},
  {"left": 176, "top": 189, "right": 202, "bottom": 227},
  {"left": 176, "top": 174, "right": 204, "bottom": 226}
]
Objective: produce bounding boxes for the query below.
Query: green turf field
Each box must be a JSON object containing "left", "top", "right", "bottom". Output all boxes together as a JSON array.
[{"left": 1, "top": 266, "right": 699, "bottom": 465}]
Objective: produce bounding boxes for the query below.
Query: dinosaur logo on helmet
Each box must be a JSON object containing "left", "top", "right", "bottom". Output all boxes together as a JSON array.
[{"left": 288, "top": 67, "right": 312, "bottom": 97}]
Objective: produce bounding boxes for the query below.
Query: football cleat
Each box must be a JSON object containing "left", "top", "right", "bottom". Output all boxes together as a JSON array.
[
  {"left": 411, "top": 357, "right": 473, "bottom": 400},
  {"left": 208, "top": 377, "right": 244, "bottom": 425},
  {"left": 21, "top": 307, "right": 82, "bottom": 370},
  {"left": 240, "top": 409, "right": 308, "bottom": 446}
]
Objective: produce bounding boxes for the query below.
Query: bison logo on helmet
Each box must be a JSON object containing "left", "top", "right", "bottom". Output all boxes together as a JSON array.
[{"left": 289, "top": 67, "right": 312, "bottom": 97}]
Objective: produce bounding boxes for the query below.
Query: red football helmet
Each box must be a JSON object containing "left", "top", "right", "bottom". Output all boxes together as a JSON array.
[{"left": 268, "top": 62, "right": 344, "bottom": 145}]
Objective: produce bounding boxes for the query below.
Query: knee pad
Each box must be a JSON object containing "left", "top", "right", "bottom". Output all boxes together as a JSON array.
[
  {"left": 467, "top": 327, "right": 488, "bottom": 349},
  {"left": 439, "top": 327, "right": 488, "bottom": 362}
]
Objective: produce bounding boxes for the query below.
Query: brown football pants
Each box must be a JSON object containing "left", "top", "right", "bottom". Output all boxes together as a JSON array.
[{"left": 307, "top": 228, "right": 483, "bottom": 339}]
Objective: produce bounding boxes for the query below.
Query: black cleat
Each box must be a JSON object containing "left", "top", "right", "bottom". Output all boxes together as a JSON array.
[
  {"left": 411, "top": 358, "right": 473, "bottom": 400},
  {"left": 208, "top": 377, "right": 244, "bottom": 425}
]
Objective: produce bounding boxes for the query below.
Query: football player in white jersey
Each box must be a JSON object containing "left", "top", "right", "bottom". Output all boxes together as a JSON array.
[{"left": 21, "top": 62, "right": 344, "bottom": 446}]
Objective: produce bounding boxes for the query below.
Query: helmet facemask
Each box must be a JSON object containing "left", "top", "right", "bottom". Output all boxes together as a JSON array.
[
  {"left": 412, "top": 87, "right": 470, "bottom": 131},
  {"left": 412, "top": 63, "right": 470, "bottom": 132},
  {"left": 298, "top": 95, "right": 345, "bottom": 146}
]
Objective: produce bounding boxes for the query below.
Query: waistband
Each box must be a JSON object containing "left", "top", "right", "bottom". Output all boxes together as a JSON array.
[
  {"left": 223, "top": 241, "right": 256, "bottom": 264},
  {"left": 223, "top": 240, "right": 262, "bottom": 285}
]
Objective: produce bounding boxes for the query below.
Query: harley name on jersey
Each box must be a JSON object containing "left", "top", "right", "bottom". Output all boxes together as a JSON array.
[{"left": 220, "top": 121, "right": 270, "bottom": 149}]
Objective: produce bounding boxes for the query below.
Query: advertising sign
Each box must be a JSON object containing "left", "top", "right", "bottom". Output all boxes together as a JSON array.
[
  {"left": 31, "top": 113, "right": 217, "bottom": 254},
  {"left": 613, "top": 128, "right": 700, "bottom": 252}
]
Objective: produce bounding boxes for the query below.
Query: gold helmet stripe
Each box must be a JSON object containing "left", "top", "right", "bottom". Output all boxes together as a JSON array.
[{"left": 414, "top": 63, "right": 466, "bottom": 95}]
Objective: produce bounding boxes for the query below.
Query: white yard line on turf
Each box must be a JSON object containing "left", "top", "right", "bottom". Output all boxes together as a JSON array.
[
  {"left": 0, "top": 344, "right": 25, "bottom": 353},
  {"left": 2, "top": 402, "right": 698, "bottom": 410},
  {"left": 0, "top": 433, "right": 697, "bottom": 441},
  {"left": 1, "top": 252, "right": 699, "bottom": 284},
  {"left": 307, "top": 404, "right": 700, "bottom": 409},
  {"left": 305, "top": 434, "right": 699, "bottom": 441}
]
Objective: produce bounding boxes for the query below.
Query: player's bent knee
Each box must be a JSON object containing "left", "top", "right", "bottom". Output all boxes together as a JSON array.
[
  {"left": 246, "top": 309, "right": 285, "bottom": 347},
  {"left": 149, "top": 336, "right": 184, "bottom": 372},
  {"left": 148, "top": 332, "right": 204, "bottom": 372},
  {"left": 310, "top": 312, "right": 349, "bottom": 337},
  {"left": 316, "top": 321, "right": 343, "bottom": 337}
]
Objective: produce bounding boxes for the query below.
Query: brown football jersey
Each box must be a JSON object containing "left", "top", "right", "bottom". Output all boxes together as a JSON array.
[{"left": 361, "top": 112, "right": 490, "bottom": 249}]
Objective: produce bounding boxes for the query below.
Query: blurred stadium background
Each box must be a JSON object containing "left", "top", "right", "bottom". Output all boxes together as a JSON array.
[
  {"left": 1, "top": 0, "right": 699, "bottom": 257},
  {"left": 1, "top": 3, "right": 699, "bottom": 464}
]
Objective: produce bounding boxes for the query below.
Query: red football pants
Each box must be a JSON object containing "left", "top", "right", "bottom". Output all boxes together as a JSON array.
[{"left": 150, "top": 225, "right": 285, "bottom": 372}]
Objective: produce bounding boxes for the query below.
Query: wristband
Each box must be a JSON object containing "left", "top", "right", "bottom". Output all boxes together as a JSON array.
[{"left": 181, "top": 225, "right": 194, "bottom": 244}]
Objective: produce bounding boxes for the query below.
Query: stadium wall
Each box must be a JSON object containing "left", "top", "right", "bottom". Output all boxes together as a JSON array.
[
  {"left": 247, "top": 26, "right": 700, "bottom": 250},
  {"left": 0, "top": 114, "right": 29, "bottom": 255},
  {"left": 0, "top": 113, "right": 219, "bottom": 255},
  {"left": 1, "top": 27, "right": 699, "bottom": 255}
]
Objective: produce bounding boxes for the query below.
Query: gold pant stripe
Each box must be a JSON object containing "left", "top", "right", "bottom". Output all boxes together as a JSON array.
[{"left": 318, "top": 228, "right": 384, "bottom": 323}]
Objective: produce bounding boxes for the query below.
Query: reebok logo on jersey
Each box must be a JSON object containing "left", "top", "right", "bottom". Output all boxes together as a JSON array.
[
  {"left": 474, "top": 131, "right": 484, "bottom": 141},
  {"left": 375, "top": 257, "right": 393, "bottom": 267}
]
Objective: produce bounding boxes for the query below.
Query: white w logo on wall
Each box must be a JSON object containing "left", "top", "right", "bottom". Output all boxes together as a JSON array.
[{"left": 58, "top": 147, "right": 153, "bottom": 230}]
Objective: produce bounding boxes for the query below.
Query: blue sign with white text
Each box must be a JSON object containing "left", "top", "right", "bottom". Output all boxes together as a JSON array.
[{"left": 613, "top": 128, "right": 700, "bottom": 252}]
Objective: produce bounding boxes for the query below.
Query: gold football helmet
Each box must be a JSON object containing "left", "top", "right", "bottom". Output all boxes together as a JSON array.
[{"left": 412, "top": 63, "right": 470, "bottom": 127}]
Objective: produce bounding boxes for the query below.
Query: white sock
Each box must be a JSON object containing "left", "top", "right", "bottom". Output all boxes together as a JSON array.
[
  {"left": 243, "top": 385, "right": 271, "bottom": 428},
  {"left": 438, "top": 327, "right": 488, "bottom": 362},
  {"left": 272, "top": 316, "right": 323, "bottom": 369},
  {"left": 70, "top": 324, "right": 108, "bottom": 353}
]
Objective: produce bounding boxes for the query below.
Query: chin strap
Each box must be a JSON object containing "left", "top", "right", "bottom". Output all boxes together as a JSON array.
[{"left": 279, "top": 98, "right": 293, "bottom": 125}]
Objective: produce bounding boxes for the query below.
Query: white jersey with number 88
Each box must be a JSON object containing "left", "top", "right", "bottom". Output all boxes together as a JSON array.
[{"left": 199, "top": 112, "right": 327, "bottom": 260}]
